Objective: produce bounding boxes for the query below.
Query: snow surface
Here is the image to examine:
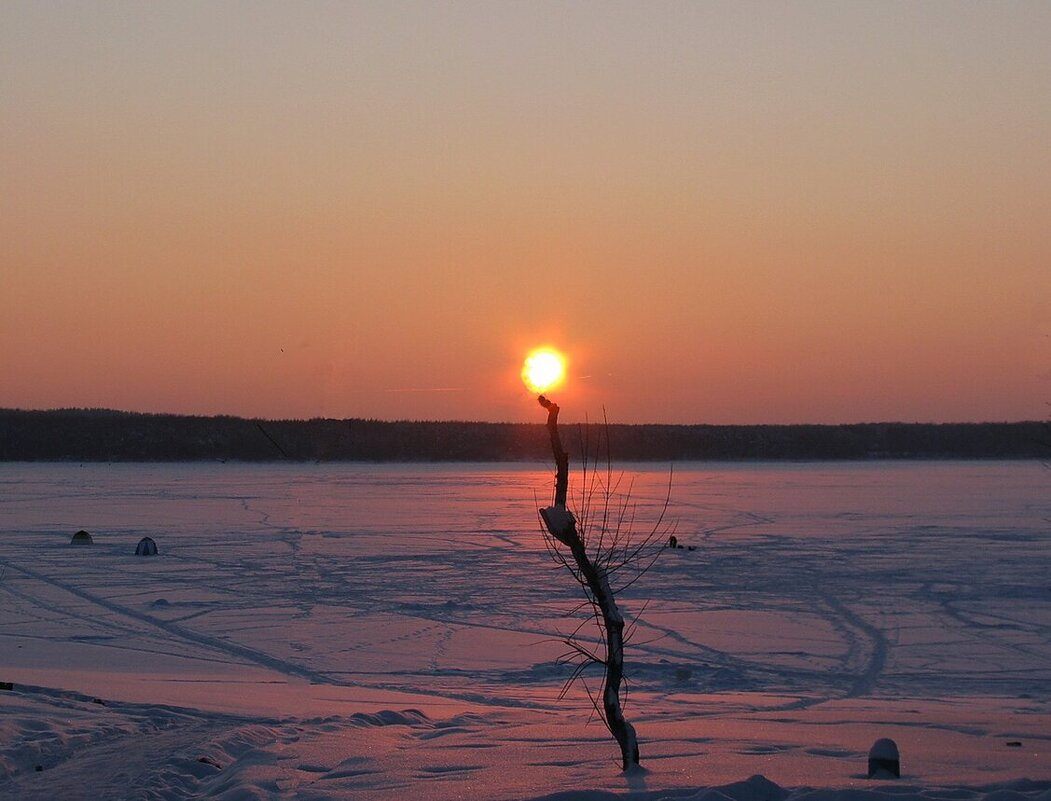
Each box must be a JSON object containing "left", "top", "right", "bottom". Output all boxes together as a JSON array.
[{"left": 1, "top": 460, "right": 1049, "bottom": 801}]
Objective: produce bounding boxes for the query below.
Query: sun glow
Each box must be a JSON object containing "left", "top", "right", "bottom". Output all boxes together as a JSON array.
[{"left": 522, "top": 347, "right": 567, "bottom": 394}]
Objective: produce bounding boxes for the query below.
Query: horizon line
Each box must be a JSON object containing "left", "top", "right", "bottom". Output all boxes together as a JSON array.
[{"left": 1, "top": 406, "right": 1044, "bottom": 429}]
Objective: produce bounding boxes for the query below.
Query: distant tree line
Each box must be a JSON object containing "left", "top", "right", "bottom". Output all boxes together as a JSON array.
[{"left": 0, "top": 408, "right": 1046, "bottom": 462}]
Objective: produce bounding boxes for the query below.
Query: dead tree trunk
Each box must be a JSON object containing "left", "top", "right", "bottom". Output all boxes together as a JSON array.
[{"left": 537, "top": 395, "right": 640, "bottom": 771}]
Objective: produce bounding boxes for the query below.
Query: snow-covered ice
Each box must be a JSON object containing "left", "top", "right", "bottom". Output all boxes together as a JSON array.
[{"left": 1, "top": 460, "right": 1049, "bottom": 800}]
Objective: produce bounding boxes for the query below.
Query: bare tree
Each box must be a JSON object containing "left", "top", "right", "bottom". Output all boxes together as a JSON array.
[{"left": 536, "top": 395, "right": 670, "bottom": 771}]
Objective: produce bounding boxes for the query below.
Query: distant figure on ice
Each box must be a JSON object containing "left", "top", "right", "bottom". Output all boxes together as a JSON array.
[{"left": 667, "top": 535, "right": 695, "bottom": 551}]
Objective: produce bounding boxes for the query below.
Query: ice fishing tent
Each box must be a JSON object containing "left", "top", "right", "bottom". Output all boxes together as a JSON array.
[
  {"left": 868, "top": 737, "right": 901, "bottom": 778},
  {"left": 135, "top": 536, "right": 158, "bottom": 556},
  {"left": 70, "top": 530, "right": 93, "bottom": 545}
]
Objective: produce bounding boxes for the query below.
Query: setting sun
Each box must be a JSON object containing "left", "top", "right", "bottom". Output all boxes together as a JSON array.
[{"left": 522, "top": 348, "right": 567, "bottom": 394}]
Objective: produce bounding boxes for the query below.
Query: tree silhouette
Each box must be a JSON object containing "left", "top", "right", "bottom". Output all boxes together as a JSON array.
[{"left": 536, "top": 396, "right": 670, "bottom": 771}]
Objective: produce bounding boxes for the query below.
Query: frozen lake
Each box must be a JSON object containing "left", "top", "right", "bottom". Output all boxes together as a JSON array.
[{"left": 1, "top": 460, "right": 1049, "bottom": 800}]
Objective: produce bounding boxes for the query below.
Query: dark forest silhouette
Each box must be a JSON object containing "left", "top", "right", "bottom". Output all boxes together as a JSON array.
[{"left": 0, "top": 408, "right": 1044, "bottom": 462}]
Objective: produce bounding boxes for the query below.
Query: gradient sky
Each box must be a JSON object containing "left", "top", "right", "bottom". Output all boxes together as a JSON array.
[{"left": 2, "top": 2, "right": 1049, "bottom": 424}]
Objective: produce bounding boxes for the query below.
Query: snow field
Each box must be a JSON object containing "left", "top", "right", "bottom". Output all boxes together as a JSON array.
[{"left": 1, "top": 461, "right": 1049, "bottom": 800}]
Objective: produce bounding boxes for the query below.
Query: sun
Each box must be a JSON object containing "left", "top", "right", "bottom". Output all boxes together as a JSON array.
[{"left": 522, "top": 347, "right": 567, "bottom": 394}]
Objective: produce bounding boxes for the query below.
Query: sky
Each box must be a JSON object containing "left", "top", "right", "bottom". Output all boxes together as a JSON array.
[{"left": 2, "top": 1, "right": 1049, "bottom": 425}]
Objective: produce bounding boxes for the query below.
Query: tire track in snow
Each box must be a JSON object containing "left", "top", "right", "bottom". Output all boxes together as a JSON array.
[
  {"left": 0, "top": 560, "right": 161, "bottom": 642},
  {"left": 816, "top": 589, "right": 888, "bottom": 699},
  {"left": 5, "top": 562, "right": 339, "bottom": 686}
]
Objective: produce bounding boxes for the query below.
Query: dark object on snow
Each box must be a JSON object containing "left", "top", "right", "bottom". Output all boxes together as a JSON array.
[
  {"left": 1006, "top": 741, "right": 1022, "bottom": 747},
  {"left": 868, "top": 737, "right": 900, "bottom": 778},
  {"left": 0, "top": 681, "right": 13, "bottom": 691},
  {"left": 70, "top": 530, "right": 93, "bottom": 545},
  {"left": 667, "top": 535, "right": 686, "bottom": 550},
  {"left": 135, "top": 536, "right": 158, "bottom": 556}
]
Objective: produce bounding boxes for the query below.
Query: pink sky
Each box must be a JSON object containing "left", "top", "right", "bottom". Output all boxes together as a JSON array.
[{"left": 2, "top": 2, "right": 1048, "bottom": 424}]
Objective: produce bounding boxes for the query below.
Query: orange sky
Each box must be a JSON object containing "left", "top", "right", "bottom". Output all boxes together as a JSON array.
[{"left": 2, "top": 2, "right": 1049, "bottom": 424}]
